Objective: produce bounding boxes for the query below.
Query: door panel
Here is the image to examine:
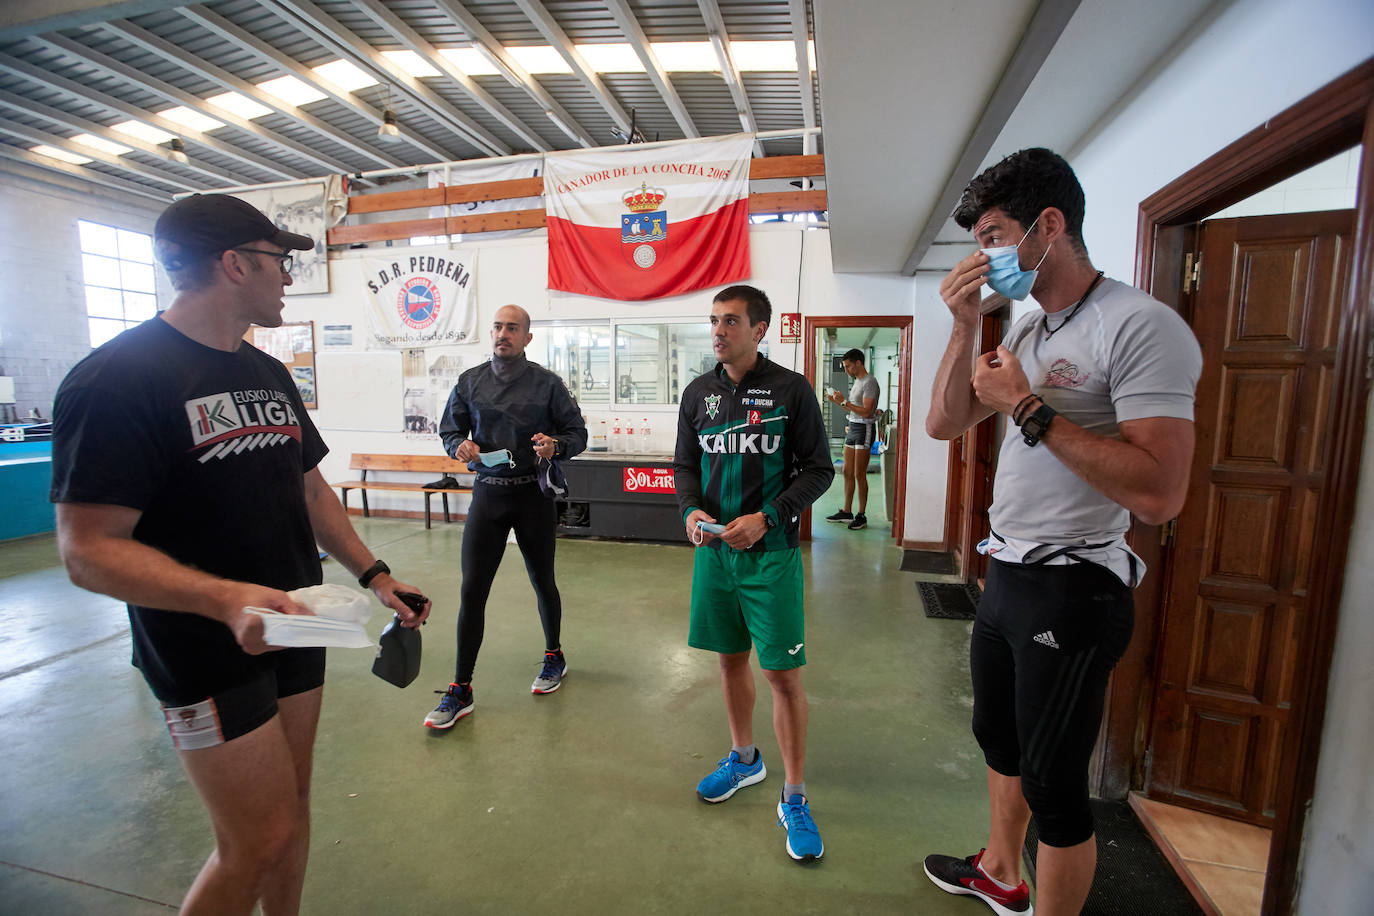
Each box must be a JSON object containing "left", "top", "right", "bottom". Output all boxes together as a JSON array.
[{"left": 1145, "top": 209, "right": 1353, "bottom": 826}]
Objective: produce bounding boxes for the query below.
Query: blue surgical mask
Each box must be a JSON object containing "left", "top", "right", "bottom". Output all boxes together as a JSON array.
[
  {"left": 981, "top": 215, "right": 1051, "bottom": 301},
  {"left": 478, "top": 449, "right": 515, "bottom": 468}
]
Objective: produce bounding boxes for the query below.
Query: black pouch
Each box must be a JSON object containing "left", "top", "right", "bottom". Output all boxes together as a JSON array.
[{"left": 372, "top": 592, "right": 425, "bottom": 688}]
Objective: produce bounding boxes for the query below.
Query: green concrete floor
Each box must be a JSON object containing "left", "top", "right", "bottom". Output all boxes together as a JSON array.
[{"left": 0, "top": 475, "right": 998, "bottom": 915}]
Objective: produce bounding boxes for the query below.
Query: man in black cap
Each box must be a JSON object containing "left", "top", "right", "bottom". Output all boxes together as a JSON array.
[{"left": 50, "top": 193, "right": 430, "bottom": 915}]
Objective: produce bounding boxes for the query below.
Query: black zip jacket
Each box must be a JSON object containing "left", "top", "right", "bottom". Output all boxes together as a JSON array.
[{"left": 674, "top": 356, "right": 834, "bottom": 551}]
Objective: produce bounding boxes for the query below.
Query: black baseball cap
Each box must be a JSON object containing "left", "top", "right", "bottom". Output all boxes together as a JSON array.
[{"left": 154, "top": 193, "right": 314, "bottom": 270}]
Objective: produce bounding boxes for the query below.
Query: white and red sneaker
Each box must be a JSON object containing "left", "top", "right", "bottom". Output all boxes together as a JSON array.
[{"left": 923, "top": 848, "right": 1033, "bottom": 916}]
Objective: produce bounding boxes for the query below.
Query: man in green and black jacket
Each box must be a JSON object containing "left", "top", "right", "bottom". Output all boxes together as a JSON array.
[{"left": 674, "top": 284, "right": 834, "bottom": 863}]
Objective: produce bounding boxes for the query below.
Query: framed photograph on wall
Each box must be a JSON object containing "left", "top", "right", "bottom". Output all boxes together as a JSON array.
[
  {"left": 246, "top": 321, "right": 317, "bottom": 409},
  {"left": 233, "top": 182, "right": 329, "bottom": 296}
]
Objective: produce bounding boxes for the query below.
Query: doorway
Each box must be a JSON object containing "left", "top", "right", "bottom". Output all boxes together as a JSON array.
[
  {"left": 801, "top": 316, "right": 913, "bottom": 542},
  {"left": 1112, "top": 61, "right": 1374, "bottom": 916}
]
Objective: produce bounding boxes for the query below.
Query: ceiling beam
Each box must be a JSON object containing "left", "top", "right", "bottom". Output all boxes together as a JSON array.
[
  {"left": 603, "top": 0, "right": 699, "bottom": 140},
  {"left": 33, "top": 33, "right": 351, "bottom": 176},
  {"left": 697, "top": 0, "right": 763, "bottom": 157},
  {"left": 900, "top": 0, "right": 1082, "bottom": 275},
  {"left": 511, "top": 0, "right": 632, "bottom": 135},
  {"left": 0, "top": 142, "right": 171, "bottom": 202},
  {"left": 788, "top": 0, "right": 816, "bottom": 156},
  {"left": 0, "top": 88, "right": 254, "bottom": 186},
  {"left": 177, "top": 3, "right": 457, "bottom": 164},
  {"left": 348, "top": 0, "right": 551, "bottom": 153},
  {"left": 0, "top": 119, "right": 204, "bottom": 192},
  {"left": 429, "top": 0, "right": 595, "bottom": 148},
  {"left": 102, "top": 18, "right": 406, "bottom": 169},
  {"left": 269, "top": 0, "right": 511, "bottom": 157},
  {"left": 0, "top": 47, "right": 302, "bottom": 182}
]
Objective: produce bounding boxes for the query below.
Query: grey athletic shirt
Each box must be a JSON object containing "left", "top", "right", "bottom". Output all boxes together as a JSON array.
[
  {"left": 847, "top": 373, "right": 879, "bottom": 424},
  {"left": 989, "top": 278, "right": 1202, "bottom": 544}
]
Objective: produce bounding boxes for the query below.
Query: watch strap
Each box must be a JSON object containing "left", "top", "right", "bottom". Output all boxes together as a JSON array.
[
  {"left": 358, "top": 559, "right": 390, "bottom": 589},
  {"left": 1021, "top": 403, "right": 1057, "bottom": 447}
]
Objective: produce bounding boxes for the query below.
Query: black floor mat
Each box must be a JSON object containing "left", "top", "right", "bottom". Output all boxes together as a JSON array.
[
  {"left": 1023, "top": 799, "right": 1203, "bottom": 915},
  {"left": 900, "top": 549, "right": 955, "bottom": 574},
  {"left": 918, "top": 582, "right": 980, "bottom": 619}
]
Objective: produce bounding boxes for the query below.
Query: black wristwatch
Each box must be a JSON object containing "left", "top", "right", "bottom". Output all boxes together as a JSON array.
[
  {"left": 358, "top": 559, "right": 390, "bottom": 589},
  {"left": 1020, "top": 402, "right": 1057, "bottom": 447},
  {"left": 762, "top": 511, "right": 777, "bottom": 529}
]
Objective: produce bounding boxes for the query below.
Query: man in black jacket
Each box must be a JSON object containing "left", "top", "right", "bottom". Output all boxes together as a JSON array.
[
  {"left": 674, "top": 285, "right": 834, "bottom": 862},
  {"left": 425, "top": 305, "right": 588, "bottom": 728}
]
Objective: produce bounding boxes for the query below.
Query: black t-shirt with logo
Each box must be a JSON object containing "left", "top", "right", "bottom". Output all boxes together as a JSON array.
[{"left": 50, "top": 316, "right": 328, "bottom": 702}]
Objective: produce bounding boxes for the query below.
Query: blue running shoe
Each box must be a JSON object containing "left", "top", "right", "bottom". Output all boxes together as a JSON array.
[
  {"left": 424, "top": 683, "right": 473, "bottom": 729},
  {"left": 696, "top": 750, "right": 766, "bottom": 803},
  {"left": 777, "top": 793, "right": 824, "bottom": 862}
]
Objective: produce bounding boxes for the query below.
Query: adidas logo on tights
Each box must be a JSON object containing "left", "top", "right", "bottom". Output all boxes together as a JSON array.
[{"left": 1032, "top": 630, "right": 1060, "bottom": 649}]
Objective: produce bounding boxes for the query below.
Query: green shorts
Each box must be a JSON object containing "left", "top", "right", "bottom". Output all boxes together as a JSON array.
[{"left": 689, "top": 546, "right": 806, "bottom": 670}]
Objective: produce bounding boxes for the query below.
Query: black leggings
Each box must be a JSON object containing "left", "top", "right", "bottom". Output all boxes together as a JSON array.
[
  {"left": 455, "top": 481, "right": 562, "bottom": 682},
  {"left": 970, "top": 558, "right": 1134, "bottom": 847}
]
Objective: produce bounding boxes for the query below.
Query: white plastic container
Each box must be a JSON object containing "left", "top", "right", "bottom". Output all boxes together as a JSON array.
[{"left": 591, "top": 417, "right": 608, "bottom": 451}]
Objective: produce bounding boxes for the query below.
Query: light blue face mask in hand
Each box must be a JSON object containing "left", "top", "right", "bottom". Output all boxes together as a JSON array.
[
  {"left": 981, "top": 214, "right": 1052, "bottom": 301},
  {"left": 478, "top": 449, "right": 515, "bottom": 468}
]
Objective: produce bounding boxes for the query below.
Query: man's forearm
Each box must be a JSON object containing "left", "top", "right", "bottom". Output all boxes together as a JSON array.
[
  {"left": 1039, "top": 417, "right": 1190, "bottom": 525},
  {"left": 926, "top": 319, "right": 989, "bottom": 439}
]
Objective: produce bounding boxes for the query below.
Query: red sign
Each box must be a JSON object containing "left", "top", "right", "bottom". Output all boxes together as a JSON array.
[
  {"left": 747, "top": 409, "right": 761, "bottom": 425},
  {"left": 624, "top": 466, "right": 675, "bottom": 493},
  {"left": 779, "top": 312, "right": 801, "bottom": 343}
]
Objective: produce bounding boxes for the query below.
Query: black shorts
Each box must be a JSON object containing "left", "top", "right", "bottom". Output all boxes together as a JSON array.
[
  {"left": 969, "top": 559, "right": 1133, "bottom": 847},
  {"left": 160, "top": 647, "right": 325, "bottom": 750},
  {"left": 844, "top": 421, "right": 875, "bottom": 448}
]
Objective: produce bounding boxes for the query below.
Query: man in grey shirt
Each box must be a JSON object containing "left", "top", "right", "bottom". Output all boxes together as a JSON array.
[
  {"left": 923, "top": 148, "right": 1201, "bottom": 916},
  {"left": 825, "top": 348, "right": 880, "bottom": 530}
]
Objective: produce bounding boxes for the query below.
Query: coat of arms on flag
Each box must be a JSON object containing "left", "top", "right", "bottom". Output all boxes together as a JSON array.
[{"left": 544, "top": 133, "right": 754, "bottom": 301}]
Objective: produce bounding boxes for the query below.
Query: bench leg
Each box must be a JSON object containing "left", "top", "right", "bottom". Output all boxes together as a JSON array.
[
  {"left": 340, "top": 489, "right": 349, "bottom": 512},
  {"left": 424, "top": 493, "right": 432, "bottom": 529},
  {"left": 361, "top": 490, "right": 370, "bottom": 517},
  {"left": 442, "top": 493, "right": 450, "bottom": 523}
]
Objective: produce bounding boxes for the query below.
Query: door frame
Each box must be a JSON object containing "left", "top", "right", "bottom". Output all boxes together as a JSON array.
[
  {"left": 801, "top": 315, "right": 913, "bottom": 543},
  {"left": 1113, "top": 57, "right": 1374, "bottom": 915}
]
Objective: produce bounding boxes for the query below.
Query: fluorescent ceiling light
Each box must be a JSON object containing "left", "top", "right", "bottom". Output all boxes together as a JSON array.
[
  {"left": 71, "top": 133, "right": 133, "bottom": 155},
  {"left": 382, "top": 50, "right": 441, "bottom": 78},
  {"left": 732, "top": 41, "right": 804, "bottom": 71},
  {"left": 30, "top": 144, "right": 92, "bottom": 165},
  {"left": 110, "top": 120, "right": 176, "bottom": 144},
  {"left": 206, "top": 91, "right": 275, "bottom": 119},
  {"left": 156, "top": 106, "right": 226, "bottom": 132},
  {"left": 573, "top": 43, "right": 644, "bottom": 73},
  {"left": 312, "top": 59, "right": 379, "bottom": 91},
  {"left": 257, "top": 75, "right": 327, "bottom": 106},
  {"left": 506, "top": 46, "right": 572, "bottom": 74},
  {"left": 650, "top": 42, "right": 719, "bottom": 72},
  {"left": 437, "top": 48, "right": 500, "bottom": 76}
]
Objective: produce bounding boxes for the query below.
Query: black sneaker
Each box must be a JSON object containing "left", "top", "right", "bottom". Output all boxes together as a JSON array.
[
  {"left": 922, "top": 849, "right": 1033, "bottom": 916},
  {"left": 847, "top": 513, "right": 867, "bottom": 530},
  {"left": 825, "top": 510, "right": 853, "bottom": 523}
]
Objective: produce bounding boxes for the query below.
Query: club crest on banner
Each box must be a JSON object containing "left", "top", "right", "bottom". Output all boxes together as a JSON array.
[
  {"left": 398, "top": 276, "right": 440, "bottom": 329},
  {"left": 621, "top": 183, "right": 667, "bottom": 270}
]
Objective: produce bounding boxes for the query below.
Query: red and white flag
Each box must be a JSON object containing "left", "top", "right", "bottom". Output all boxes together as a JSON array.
[{"left": 544, "top": 133, "right": 754, "bottom": 300}]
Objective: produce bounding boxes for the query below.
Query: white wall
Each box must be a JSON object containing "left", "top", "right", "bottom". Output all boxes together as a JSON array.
[
  {"left": 0, "top": 170, "right": 169, "bottom": 417},
  {"left": 281, "top": 224, "right": 961, "bottom": 538},
  {"left": 1064, "top": 0, "right": 1374, "bottom": 907}
]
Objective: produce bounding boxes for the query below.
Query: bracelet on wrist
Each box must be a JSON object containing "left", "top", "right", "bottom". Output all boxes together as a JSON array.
[{"left": 1013, "top": 394, "right": 1042, "bottom": 426}]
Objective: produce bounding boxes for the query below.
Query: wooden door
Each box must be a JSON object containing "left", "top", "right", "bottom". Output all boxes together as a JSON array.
[{"left": 1145, "top": 210, "right": 1354, "bottom": 826}]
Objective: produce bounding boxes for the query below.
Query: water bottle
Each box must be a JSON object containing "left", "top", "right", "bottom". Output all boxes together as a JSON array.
[
  {"left": 640, "top": 417, "right": 651, "bottom": 454},
  {"left": 611, "top": 417, "right": 622, "bottom": 452},
  {"left": 624, "top": 417, "right": 638, "bottom": 453}
]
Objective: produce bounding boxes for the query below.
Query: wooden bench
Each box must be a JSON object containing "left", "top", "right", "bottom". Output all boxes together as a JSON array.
[{"left": 333, "top": 454, "right": 474, "bottom": 529}]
